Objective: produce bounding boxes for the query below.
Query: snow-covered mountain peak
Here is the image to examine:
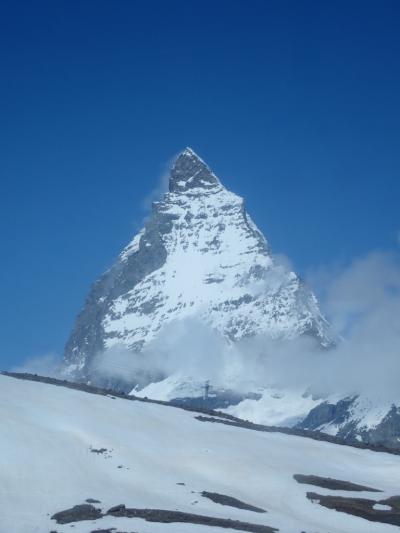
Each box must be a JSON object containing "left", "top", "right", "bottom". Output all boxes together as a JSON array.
[
  {"left": 169, "top": 147, "right": 221, "bottom": 193},
  {"left": 63, "top": 149, "right": 332, "bottom": 386}
]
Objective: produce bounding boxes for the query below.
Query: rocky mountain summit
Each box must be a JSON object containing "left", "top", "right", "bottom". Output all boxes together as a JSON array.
[
  {"left": 61, "top": 148, "right": 400, "bottom": 449},
  {"left": 63, "top": 148, "right": 331, "bottom": 384}
]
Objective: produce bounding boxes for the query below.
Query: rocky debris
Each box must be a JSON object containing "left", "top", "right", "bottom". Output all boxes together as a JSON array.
[
  {"left": 90, "top": 446, "right": 113, "bottom": 459},
  {"left": 90, "top": 529, "right": 120, "bottom": 533},
  {"left": 106, "top": 504, "right": 278, "bottom": 532},
  {"left": 90, "top": 529, "right": 121, "bottom": 533},
  {"left": 201, "top": 491, "right": 266, "bottom": 513},
  {"left": 51, "top": 504, "right": 103, "bottom": 524},
  {"left": 90, "top": 447, "right": 108, "bottom": 454},
  {"left": 306, "top": 492, "right": 400, "bottom": 526},
  {"left": 293, "top": 474, "right": 381, "bottom": 492}
]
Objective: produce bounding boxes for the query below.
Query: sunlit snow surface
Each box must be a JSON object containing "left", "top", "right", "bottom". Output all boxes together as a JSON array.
[
  {"left": 2, "top": 374, "right": 400, "bottom": 533},
  {"left": 104, "top": 179, "right": 327, "bottom": 350}
]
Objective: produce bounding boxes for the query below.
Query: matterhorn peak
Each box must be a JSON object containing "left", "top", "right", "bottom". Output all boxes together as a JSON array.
[
  {"left": 169, "top": 147, "right": 221, "bottom": 193},
  {"left": 63, "top": 148, "right": 332, "bottom": 387}
]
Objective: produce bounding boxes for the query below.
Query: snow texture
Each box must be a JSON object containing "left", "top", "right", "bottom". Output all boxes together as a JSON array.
[{"left": 2, "top": 374, "right": 400, "bottom": 533}]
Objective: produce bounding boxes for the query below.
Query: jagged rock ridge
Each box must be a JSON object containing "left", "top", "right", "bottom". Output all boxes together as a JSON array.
[{"left": 63, "top": 148, "right": 331, "bottom": 384}]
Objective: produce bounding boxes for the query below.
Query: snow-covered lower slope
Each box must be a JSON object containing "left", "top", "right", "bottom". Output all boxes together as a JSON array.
[{"left": 2, "top": 374, "right": 400, "bottom": 533}]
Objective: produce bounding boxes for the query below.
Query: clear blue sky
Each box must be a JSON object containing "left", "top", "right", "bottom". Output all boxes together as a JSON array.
[{"left": 1, "top": 1, "right": 399, "bottom": 369}]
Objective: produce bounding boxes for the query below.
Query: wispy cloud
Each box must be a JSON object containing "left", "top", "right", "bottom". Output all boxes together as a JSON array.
[
  {"left": 141, "top": 152, "right": 180, "bottom": 212},
  {"left": 90, "top": 250, "right": 400, "bottom": 402},
  {"left": 11, "top": 353, "right": 61, "bottom": 378}
]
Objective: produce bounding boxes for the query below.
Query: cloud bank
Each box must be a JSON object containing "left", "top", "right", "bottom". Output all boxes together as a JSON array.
[
  {"left": 88, "top": 250, "right": 400, "bottom": 401},
  {"left": 11, "top": 353, "right": 61, "bottom": 378},
  {"left": 12, "top": 250, "right": 400, "bottom": 404}
]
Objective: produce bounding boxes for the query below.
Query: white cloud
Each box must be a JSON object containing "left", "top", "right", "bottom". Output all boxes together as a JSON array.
[
  {"left": 11, "top": 353, "right": 61, "bottom": 378},
  {"left": 91, "top": 250, "right": 400, "bottom": 402},
  {"left": 141, "top": 170, "right": 169, "bottom": 212},
  {"left": 141, "top": 152, "right": 180, "bottom": 212}
]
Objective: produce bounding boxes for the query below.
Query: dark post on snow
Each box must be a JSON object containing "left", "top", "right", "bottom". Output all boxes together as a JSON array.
[{"left": 204, "top": 380, "right": 210, "bottom": 402}]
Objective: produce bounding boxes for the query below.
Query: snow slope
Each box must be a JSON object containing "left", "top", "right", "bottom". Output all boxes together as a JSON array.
[{"left": 2, "top": 374, "right": 400, "bottom": 533}]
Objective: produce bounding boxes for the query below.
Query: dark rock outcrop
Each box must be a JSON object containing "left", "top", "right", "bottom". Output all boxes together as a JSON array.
[
  {"left": 201, "top": 491, "right": 266, "bottom": 513},
  {"left": 293, "top": 474, "right": 381, "bottom": 492},
  {"left": 52, "top": 504, "right": 102, "bottom": 524},
  {"left": 106, "top": 504, "right": 278, "bottom": 532},
  {"left": 306, "top": 492, "right": 400, "bottom": 526}
]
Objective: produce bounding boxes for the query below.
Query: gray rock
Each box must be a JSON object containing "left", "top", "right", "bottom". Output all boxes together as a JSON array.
[
  {"left": 297, "top": 398, "right": 400, "bottom": 450},
  {"left": 51, "top": 504, "right": 102, "bottom": 524}
]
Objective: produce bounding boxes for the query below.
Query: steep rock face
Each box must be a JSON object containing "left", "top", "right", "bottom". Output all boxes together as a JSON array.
[
  {"left": 297, "top": 395, "right": 400, "bottom": 450},
  {"left": 63, "top": 148, "right": 331, "bottom": 384}
]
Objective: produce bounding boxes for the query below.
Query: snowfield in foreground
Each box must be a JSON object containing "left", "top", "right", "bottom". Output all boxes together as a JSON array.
[{"left": 1, "top": 375, "right": 400, "bottom": 533}]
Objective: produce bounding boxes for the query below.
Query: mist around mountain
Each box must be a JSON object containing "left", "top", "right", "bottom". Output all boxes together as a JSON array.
[{"left": 14, "top": 149, "right": 400, "bottom": 448}]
